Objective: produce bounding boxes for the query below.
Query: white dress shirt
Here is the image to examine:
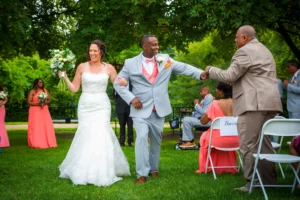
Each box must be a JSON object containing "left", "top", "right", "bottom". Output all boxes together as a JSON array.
[{"left": 142, "top": 55, "right": 155, "bottom": 75}]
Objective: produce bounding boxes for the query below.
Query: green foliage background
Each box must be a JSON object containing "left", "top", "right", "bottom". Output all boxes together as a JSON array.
[
  {"left": 0, "top": 29, "right": 294, "bottom": 121},
  {"left": 0, "top": 0, "right": 299, "bottom": 121}
]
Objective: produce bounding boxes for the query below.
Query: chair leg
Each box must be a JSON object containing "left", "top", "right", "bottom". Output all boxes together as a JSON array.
[
  {"left": 256, "top": 169, "right": 269, "bottom": 200},
  {"left": 237, "top": 151, "right": 243, "bottom": 172},
  {"left": 285, "top": 163, "right": 290, "bottom": 171},
  {"left": 205, "top": 148, "right": 211, "bottom": 174},
  {"left": 291, "top": 163, "right": 300, "bottom": 193},
  {"left": 209, "top": 156, "right": 217, "bottom": 179},
  {"left": 277, "top": 163, "right": 285, "bottom": 179},
  {"left": 272, "top": 149, "right": 285, "bottom": 179}
]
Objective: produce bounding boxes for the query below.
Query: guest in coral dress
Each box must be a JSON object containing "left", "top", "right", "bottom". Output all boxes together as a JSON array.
[
  {"left": 196, "top": 82, "right": 239, "bottom": 174},
  {"left": 27, "top": 78, "right": 57, "bottom": 148},
  {"left": 0, "top": 86, "right": 10, "bottom": 148}
]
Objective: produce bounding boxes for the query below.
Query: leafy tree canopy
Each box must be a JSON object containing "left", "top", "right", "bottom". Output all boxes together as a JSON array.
[
  {"left": 1, "top": 0, "right": 299, "bottom": 62},
  {"left": 0, "top": 0, "right": 77, "bottom": 59}
]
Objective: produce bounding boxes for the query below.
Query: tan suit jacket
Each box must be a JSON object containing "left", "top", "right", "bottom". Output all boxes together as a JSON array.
[{"left": 210, "top": 39, "right": 282, "bottom": 116}]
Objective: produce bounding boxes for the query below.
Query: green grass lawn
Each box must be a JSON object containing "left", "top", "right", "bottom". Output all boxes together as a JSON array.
[{"left": 0, "top": 129, "right": 299, "bottom": 200}]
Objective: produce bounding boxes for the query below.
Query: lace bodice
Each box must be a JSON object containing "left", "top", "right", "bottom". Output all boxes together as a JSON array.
[{"left": 81, "top": 72, "right": 109, "bottom": 93}]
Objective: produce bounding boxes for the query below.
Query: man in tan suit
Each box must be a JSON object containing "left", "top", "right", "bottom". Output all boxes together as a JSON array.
[{"left": 203, "top": 25, "right": 282, "bottom": 191}]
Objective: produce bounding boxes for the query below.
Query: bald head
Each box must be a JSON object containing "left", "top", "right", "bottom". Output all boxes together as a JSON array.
[
  {"left": 200, "top": 86, "right": 210, "bottom": 98},
  {"left": 238, "top": 25, "right": 256, "bottom": 39},
  {"left": 235, "top": 25, "right": 256, "bottom": 48}
]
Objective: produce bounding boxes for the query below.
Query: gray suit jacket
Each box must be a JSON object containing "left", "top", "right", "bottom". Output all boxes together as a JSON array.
[
  {"left": 209, "top": 39, "right": 282, "bottom": 116},
  {"left": 283, "top": 69, "right": 300, "bottom": 112},
  {"left": 114, "top": 52, "right": 203, "bottom": 118}
]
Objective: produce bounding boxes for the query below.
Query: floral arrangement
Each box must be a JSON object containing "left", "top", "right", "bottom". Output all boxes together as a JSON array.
[
  {"left": 49, "top": 48, "right": 76, "bottom": 91},
  {"left": 38, "top": 92, "right": 47, "bottom": 103},
  {"left": 0, "top": 91, "right": 8, "bottom": 100}
]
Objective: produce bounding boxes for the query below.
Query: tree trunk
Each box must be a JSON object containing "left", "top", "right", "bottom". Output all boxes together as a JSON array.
[{"left": 276, "top": 21, "right": 300, "bottom": 61}]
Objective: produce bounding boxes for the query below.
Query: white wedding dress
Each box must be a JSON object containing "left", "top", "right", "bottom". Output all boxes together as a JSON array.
[{"left": 59, "top": 71, "right": 131, "bottom": 186}]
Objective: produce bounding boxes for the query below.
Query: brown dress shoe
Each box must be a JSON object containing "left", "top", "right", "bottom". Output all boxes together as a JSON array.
[
  {"left": 150, "top": 172, "right": 159, "bottom": 177},
  {"left": 135, "top": 176, "right": 147, "bottom": 184}
]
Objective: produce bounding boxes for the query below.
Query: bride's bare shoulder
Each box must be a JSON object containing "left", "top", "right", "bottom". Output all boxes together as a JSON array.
[
  {"left": 76, "top": 62, "right": 88, "bottom": 72},
  {"left": 104, "top": 63, "right": 116, "bottom": 72}
]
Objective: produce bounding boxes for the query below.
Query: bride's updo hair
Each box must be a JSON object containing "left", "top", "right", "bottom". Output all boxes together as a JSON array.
[{"left": 89, "top": 40, "right": 106, "bottom": 59}]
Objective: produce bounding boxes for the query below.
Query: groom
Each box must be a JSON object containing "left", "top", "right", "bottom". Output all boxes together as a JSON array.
[{"left": 114, "top": 34, "right": 205, "bottom": 184}]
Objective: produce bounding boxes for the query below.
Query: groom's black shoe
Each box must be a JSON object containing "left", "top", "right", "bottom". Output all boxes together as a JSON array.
[{"left": 135, "top": 176, "right": 147, "bottom": 184}]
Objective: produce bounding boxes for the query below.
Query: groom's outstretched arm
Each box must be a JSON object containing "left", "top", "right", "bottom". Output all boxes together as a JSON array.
[
  {"left": 113, "top": 61, "right": 135, "bottom": 105},
  {"left": 170, "top": 58, "right": 204, "bottom": 79}
]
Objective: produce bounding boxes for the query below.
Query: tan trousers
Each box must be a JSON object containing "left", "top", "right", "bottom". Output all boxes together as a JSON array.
[{"left": 238, "top": 111, "right": 277, "bottom": 185}]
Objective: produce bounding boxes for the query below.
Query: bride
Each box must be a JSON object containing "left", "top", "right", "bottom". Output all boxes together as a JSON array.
[{"left": 58, "top": 40, "right": 131, "bottom": 186}]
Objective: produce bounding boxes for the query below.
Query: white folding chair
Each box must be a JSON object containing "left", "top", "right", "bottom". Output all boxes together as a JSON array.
[
  {"left": 271, "top": 116, "right": 286, "bottom": 178},
  {"left": 271, "top": 115, "right": 285, "bottom": 152},
  {"left": 249, "top": 119, "right": 300, "bottom": 200},
  {"left": 205, "top": 117, "right": 242, "bottom": 179}
]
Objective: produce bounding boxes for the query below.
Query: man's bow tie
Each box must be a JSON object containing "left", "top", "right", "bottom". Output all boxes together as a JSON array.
[{"left": 145, "top": 58, "right": 155, "bottom": 64}]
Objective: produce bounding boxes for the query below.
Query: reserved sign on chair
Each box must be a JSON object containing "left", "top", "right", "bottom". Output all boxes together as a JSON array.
[{"left": 220, "top": 117, "right": 238, "bottom": 136}]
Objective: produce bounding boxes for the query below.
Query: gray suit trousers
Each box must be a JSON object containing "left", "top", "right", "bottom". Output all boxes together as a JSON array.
[
  {"left": 133, "top": 111, "right": 165, "bottom": 178},
  {"left": 182, "top": 117, "right": 209, "bottom": 141},
  {"left": 238, "top": 111, "right": 277, "bottom": 184}
]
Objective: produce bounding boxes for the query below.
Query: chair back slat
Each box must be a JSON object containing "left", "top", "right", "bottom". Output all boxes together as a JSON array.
[{"left": 262, "top": 119, "right": 300, "bottom": 137}]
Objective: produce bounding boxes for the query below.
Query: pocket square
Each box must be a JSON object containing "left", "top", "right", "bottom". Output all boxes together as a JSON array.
[{"left": 164, "top": 60, "right": 172, "bottom": 69}]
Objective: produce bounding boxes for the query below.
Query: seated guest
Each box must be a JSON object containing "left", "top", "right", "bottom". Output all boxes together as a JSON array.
[
  {"left": 180, "top": 86, "right": 213, "bottom": 148},
  {"left": 196, "top": 82, "right": 239, "bottom": 174},
  {"left": 289, "top": 135, "right": 300, "bottom": 188}
]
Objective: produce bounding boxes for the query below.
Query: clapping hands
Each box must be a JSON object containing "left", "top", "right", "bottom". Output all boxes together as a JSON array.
[{"left": 193, "top": 99, "right": 199, "bottom": 105}]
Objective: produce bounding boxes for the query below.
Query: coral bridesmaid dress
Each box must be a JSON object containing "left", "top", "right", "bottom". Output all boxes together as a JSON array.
[
  {"left": 28, "top": 92, "right": 57, "bottom": 148},
  {"left": 0, "top": 105, "right": 10, "bottom": 147},
  {"left": 196, "top": 101, "right": 240, "bottom": 174}
]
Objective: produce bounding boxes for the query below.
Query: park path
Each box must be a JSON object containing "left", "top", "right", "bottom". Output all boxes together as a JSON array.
[
  {"left": 5, "top": 123, "right": 187, "bottom": 141},
  {"left": 5, "top": 124, "right": 78, "bottom": 130},
  {"left": 5, "top": 123, "right": 171, "bottom": 130}
]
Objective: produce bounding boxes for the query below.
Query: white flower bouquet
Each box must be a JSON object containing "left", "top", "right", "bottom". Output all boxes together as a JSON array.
[
  {"left": 0, "top": 91, "right": 8, "bottom": 100},
  {"left": 38, "top": 92, "right": 47, "bottom": 103},
  {"left": 49, "top": 48, "right": 76, "bottom": 91}
]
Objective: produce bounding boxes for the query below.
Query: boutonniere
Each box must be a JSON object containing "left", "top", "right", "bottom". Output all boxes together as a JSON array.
[
  {"left": 155, "top": 55, "right": 164, "bottom": 66},
  {"left": 164, "top": 60, "right": 172, "bottom": 69},
  {"left": 293, "top": 80, "right": 297, "bottom": 84}
]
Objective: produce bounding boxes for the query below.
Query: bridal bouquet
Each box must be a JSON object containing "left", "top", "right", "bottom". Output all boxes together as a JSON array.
[
  {"left": 49, "top": 48, "right": 76, "bottom": 91},
  {"left": 0, "top": 91, "right": 8, "bottom": 100},
  {"left": 38, "top": 92, "right": 47, "bottom": 103}
]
